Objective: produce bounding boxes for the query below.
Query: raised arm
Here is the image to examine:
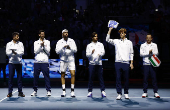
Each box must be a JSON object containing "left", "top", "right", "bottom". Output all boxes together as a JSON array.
[{"left": 106, "top": 27, "right": 115, "bottom": 45}]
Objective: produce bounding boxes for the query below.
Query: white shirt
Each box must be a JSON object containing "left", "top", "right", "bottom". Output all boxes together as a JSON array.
[
  {"left": 6, "top": 40, "right": 24, "bottom": 64},
  {"left": 106, "top": 34, "right": 133, "bottom": 63},
  {"left": 140, "top": 42, "right": 158, "bottom": 65},
  {"left": 86, "top": 41, "right": 105, "bottom": 65},
  {"left": 55, "top": 38, "right": 77, "bottom": 62},
  {"left": 34, "top": 38, "right": 50, "bottom": 63}
]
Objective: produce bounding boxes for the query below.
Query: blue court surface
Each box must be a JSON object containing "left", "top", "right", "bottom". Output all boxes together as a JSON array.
[{"left": 0, "top": 88, "right": 170, "bottom": 110}]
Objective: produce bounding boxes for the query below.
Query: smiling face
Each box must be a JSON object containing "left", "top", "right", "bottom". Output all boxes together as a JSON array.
[{"left": 92, "top": 34, "right": 98, "bottom": 42}]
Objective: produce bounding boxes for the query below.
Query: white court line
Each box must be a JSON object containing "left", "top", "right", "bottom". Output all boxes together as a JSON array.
[{"left": 0, "top": 90, "right": 18, "bottom": 102}]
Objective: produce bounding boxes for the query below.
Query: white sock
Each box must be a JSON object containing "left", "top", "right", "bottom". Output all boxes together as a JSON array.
[
  {"left": 62, "top": 84, "right": 65, "bottom": 90},
  {"left": 71, "top": 84, "right": 74, "bottom": 89}
]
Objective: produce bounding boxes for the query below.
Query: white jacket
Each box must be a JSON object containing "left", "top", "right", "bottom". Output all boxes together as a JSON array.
[
  {"left": 6, "top": 40, "right": 24, "bottom": 64},
  {"left": 86, "top": 41, "right": 105, "bottom": 65},
  {"left": 106, "top": 34, "right": 133, "bottom": 63},
  {"left": 140, "top": 42, "right": 158, "bottom": 65},
  {"left": 55, "top": 38, "right": 77, "bottom": 62},
  {"left": 34, "top": 39, "right": 50, "bottom": 63}
]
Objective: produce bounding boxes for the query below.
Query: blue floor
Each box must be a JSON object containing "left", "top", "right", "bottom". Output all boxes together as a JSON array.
[{"left": 0, "top": 88, "right": 170, "bottom": 110}]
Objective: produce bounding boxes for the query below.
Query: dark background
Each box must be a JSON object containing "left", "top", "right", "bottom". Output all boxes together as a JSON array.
[{"left": 0, "top": 0, "right": 170, "bottom": 87}]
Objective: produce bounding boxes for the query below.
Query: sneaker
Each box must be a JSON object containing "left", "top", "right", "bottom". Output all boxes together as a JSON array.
[
  {"left": 124, "top": 94, "right": 129, "bottom": 99},
  {"left": 7, "top": 93, "right": 12, "bottom": 97},
  {"left": 46, "top": 91, "right": 51, "bottom": 96},
  {"left": 71, "top": 91, "right": 75, "bottom": 97},
  {"left": 61, "top": 91, "right": 66, "bottom": 97},
  {"left": 154, "top": 93, "right": 160, "bottom": 98},
  {"left": 18, "top": 92, "right": 25, "bottom": 97},
  {"left": 31, "top": 91, "right": 37, "bottom": 96},
  {"left": 142, "top": 93, "right": 148, "bottom": 98},
  {"left": 101, "top": 91, "right": 106, "bottom": 97},
  {"left": 87, "top": 92, "right": 92, "bottom": 97},
  {"left": 116, "top": 94, "right": 122, "bottom": 100}
]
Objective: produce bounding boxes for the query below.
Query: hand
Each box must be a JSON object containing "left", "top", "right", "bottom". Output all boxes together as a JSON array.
[
  {"left": 130, "top": 63, "right": 134, "bottom": 70},
  {"left": 92, "top": 49, "right": 95, "bottom": 54},
  {"left": 41, "top": 42, "right": 44, "bottom": 47},
  {"left": 64, "top": 45, "right": 70, "bottom": 49},
  {"left": 149, "top": 49, "right": 152, "bottom": 54},
  {"left": 109, "top": 27, "right": 113, "bottom": 30},
  {"left": 12, "top": 50, "right": 17, "bottom": 55}
]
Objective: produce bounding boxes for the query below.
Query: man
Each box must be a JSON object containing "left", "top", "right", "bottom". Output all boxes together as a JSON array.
[
  {"left": 106, "top": 27, "right": 134, "bottom": 100},
  {"left": 6, "top": 32, "right": 25, "bottom": 97},
  {"left": 55, "top": 29, "right": 77, "bottom": 97},
  {"left": 86, "top": 32, "right": 106, "bottom": 97},
  {"left": 140, "top": 33, "right": 160, "bottom": 98},
  {"left": 31, "top": 30, "right": 51, "bottom": 96}
]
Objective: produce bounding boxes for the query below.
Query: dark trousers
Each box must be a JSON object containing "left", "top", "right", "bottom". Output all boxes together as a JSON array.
[
  {"left": 143, "top": 65, "right": 158, "bottom": 93},
  {"left": 8, "top": 63, "right": 22, "bottom": 93},
  {"left": 33, "top": 63, "right": 51, "bottom": 92},
  {"left": 0, "top": 63, "right": 6, "bottom": 82},
  {"left": 88, "top": 65, "right": 105, "bottom": 92},
  {"left": 115, "top": 62, "right": 129, "bottom": 95}
]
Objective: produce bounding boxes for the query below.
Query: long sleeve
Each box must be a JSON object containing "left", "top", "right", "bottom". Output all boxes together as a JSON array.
[
  {"left": 6, "top": 43, "right": 14, "bottom": 57},
  {"left": 86, "top": 45, "right": 92, "bottom": 59},
  {"left": 99, "top": 43, "right": 105, "bottom": 57},
  {"left": 16, "top": 42, "right": 24, "bottom": 57},
  {"left": 140, "top": 45, "right": 150, "bottom": 57},
  {"left": 55, "top": 41, "right": 64, "bottom": 54},
  {"left": 70, "top": 40, "right": 77, "bottom": 53},
  {"left": 106, "top": 34, "right": 115, "bottom": 45},
  {"left": 43, "top": 41, "right": 50, "bottom": 56},
  {"left": 34, "top": 41, "right": 42, "bottom": 55},
  {"left": 152, "top": 44, "right": 158, "bottom": 56},
  {"left": 129, "top": 42, "right": 134, "bottom": 60}
]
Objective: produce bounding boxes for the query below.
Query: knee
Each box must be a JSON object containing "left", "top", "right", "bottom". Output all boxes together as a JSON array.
[
  {"left": 71, "top": 73, "right": 75, "bottom": 77},
  {"left": 61, "top": 73, "right": 65, "bottom": 78}
]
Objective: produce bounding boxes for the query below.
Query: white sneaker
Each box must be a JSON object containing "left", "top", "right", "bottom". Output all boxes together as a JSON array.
[
  {"left": 154, "top": 93, "right": 160, "bottom": 98},
  {"left": 116, "top": 94, "right": 122, "bottom": 100},
  {"left": 124, "top": 94, "right": 129, "bottom": 99},
  {"left": 71, "top": 91, "right": 75, "bottom": 97},
  {"left": 142, "top": 93, "right": 148, "bottom": 98},
  {"left": 87, "top": 92, "right": 92, "bottom": 97},
  {"left": 101, "top": 91, "right": 106, "bottom": 97},
  {"left": 31, "top": 91, "right": 37, "bottom": 96},
  {"left": 46, "top": 91, "right": 51, "bottom": 96},
  {"left": 61, "top": 91, "right": 66, "bottom": 97}
]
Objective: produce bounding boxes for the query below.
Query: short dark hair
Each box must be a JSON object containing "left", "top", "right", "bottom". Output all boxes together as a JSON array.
[
  {"left": 91, "top": 32, "right": 97, "bottom": 38},
  {"left": 147, "top": 33, "right": 153, "bottom": 38},
  {"left": 12, "top": 32, "right": 19, "bottom": 38},
  {"left": 39, "top": 30, "right": 45, "bottom": 34}
]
